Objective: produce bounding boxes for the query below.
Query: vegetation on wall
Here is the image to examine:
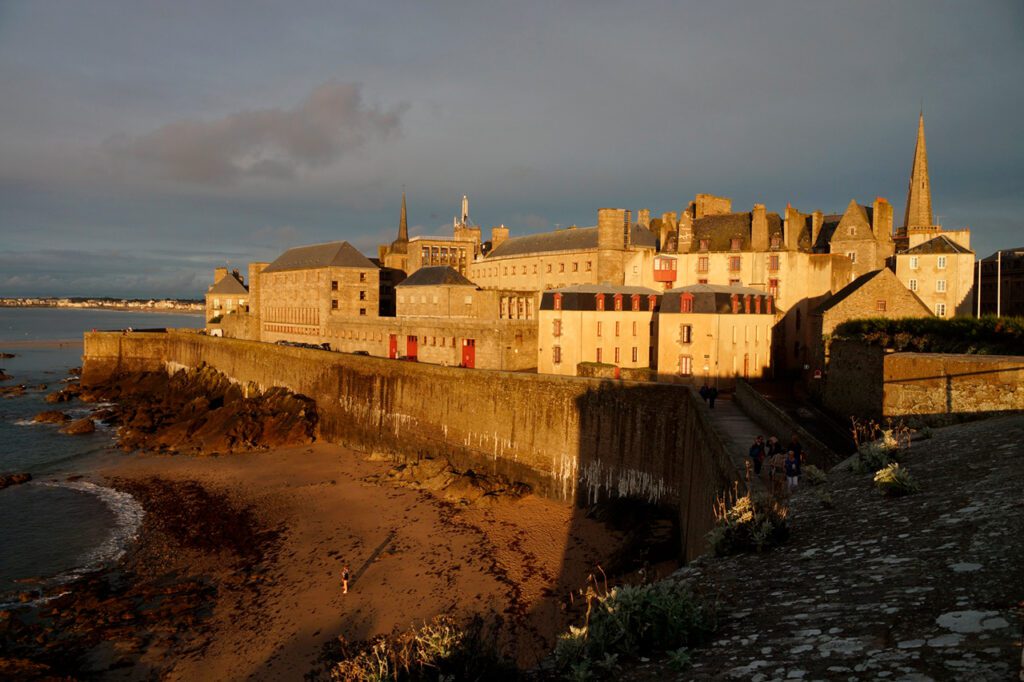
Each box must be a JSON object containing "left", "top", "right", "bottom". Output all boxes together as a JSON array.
[{"left": 832, "top": 316, "right": 1024, "bottom": 355}]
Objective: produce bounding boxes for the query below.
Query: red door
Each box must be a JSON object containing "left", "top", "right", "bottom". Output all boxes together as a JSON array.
[
  {"left": 461, "top": 338, "right": 475, "bottom": 368},
  {"left": 388, "top": 334, "right": 398, "bottom": 359},
  {"left": 406, "top": 335, "right": 418, "bottom": 360}
]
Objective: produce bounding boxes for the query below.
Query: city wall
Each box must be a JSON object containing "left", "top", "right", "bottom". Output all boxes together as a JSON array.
[
  {"left": 824, "top": 340, "right": 1024, "bottom": 425},
  {"left": 83, "top": 331, "right": 739, "bottom": 560}
]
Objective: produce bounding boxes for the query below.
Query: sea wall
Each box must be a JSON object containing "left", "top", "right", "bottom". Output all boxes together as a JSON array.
[
  {"left": 824, "top": 340, "right": 1024, "bottom": 424},
  {"left": 733, "top": 380, "right": 839, "bottom": 467},
  {"left": 83, "top": 331, "right": 738, "bottom": 560}
]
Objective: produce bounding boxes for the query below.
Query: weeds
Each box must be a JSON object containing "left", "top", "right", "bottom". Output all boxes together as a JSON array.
[
  {"left": 850, "top": 418, "right": 912, "bottom": 474},
  {"left": 802, "top": 464, "right": 828, "bottom": 487},
  {"left": 873, "top": 463, "right": 920, "bottom": 497},
  {"left": 707, "top": 487, "right": 789, "bottom": 556}
]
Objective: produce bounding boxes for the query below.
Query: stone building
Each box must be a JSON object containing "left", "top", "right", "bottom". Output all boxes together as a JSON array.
[
  {"left": 978, "top": 247, "right": 1024, "bottom": 317},
  {"left": 895, "top": 235, "right": 975, "bottom": 318},
  {"left": 379, "top": 193, "right": 482, "bottom": 278},
  {"left": 257, "top": 241, "right": 380, "bottom": 343},
  {"left": 657, "top": 284, "right": 775, "bottom": 387},
  {"left": 204, "top": 268, "right": 249, "bottom": 335},
  {"left": 810, "top": 268, "right": 932, "bottom": 372},
  {"left": 536, "top": 284, "right": 661, "bottom": 376}
]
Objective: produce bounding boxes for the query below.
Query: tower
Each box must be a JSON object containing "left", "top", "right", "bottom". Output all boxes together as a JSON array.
[
  {"left": 903, "top": 112, "right": 934, "bottom": 231},
  {"left": 398, "top": 191, "right": 409, "bottom": 242}
]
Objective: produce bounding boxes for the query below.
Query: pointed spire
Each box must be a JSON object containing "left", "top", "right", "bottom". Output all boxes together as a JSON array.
[
  {"left": 903, "top": 112, "right": 934, "bottom": 230},
  {"left": 397, "top": 191, "right": 408, "bottom": 242}
]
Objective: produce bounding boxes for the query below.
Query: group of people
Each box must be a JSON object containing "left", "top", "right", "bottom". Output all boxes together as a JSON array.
[
  {"left": 698, "top": 383, "right": 719, "bottom": 409},
  {"left": 748, "top": 433, "right": 805, "bottom": 494}
]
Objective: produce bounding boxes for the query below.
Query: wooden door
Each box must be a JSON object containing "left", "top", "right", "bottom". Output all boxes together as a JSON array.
[
  {"left": 388, "top": 334, "right": 398, "bottom": 359},
  {"left": 406, "top": 335, "right": 418, "bottom": 360},
  {"left": 461, "top": 338, "right": 475, "bottom": 368}
]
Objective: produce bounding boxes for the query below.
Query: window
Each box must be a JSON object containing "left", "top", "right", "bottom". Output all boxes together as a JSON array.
[
  {"left": 553, "top": 346, "right": 562, "bottom": 364},
  {"left": 596, "top": 294, "right": 605, "bottom": 311},
  {"left": 679, "top": 355, "right": 693, "bottom": 376},
  {"left": 729, "top": 256, "right": 741, "bottom": 272},
  {"left": 359, "top": 291, "right": 367, "bottom": 300},
  {"left": 680, "top": 294, "right": 693, "bottom": 313},
  {"left": 597, "top": 321, "right": 602, "bottom": 337},
  {"left": 768, "top": 278, "right": 779, "bottom": 298},
  {"left": 770, "top": 235, "right": 781, "bottom": 249},
  {"left": 846, "top": 251, "right": 857, "bottom": 263},
  {"left": 331, "top": 280, "right": 338, "bottom": 291},
  {"left": 769, "top": 255, "right": 780, "bottom": 271},
  {"left": 909, "top": 279, "right": 918, "bottom": 291},
  {"left": 553, "top": 293, "right": 562, "bottom": 310},
  {"left": 553, "top": 319, "right": 562, "bottom": 337},
  {"left": 697, "top": 256, "right": 709, "bottom": 273},
  {"left": 698, "top": 278, "right": 708, "bottom": 285},
  {"left": 910, "top": 256, "right": 919, "bottom": 270},
  {"left": 937, "top": 279, "right": 947, "bottom": 292},
  {"left": 632, "top": 347, "right": 638, "bottom": 363},
  {"left": 359, "top": 272, "right": 367, "bottom": 283},
  {"left": 359, "top": 308, "right": 367, "bottom": 316},
  {"left": 936, "top": 303, "right": 946, "bottom": 316},
  {"left": 615, "top": 321, "right": 620, "bottom": 337},
  {"left": 586, "top": 261, "right": 592, "bottom": 272},
  {"left": 596, "top": 348, "right": 603, "bottom": 363},
  {"left": 559, "top": 263, "right": 565, "bottom": 273},
  {"left": 632, "top": 321, "right": 638, "bottom": 336},
  {"left": 547, "top": 264, "right": 552, "bottom": 273},
  {"left": 937, "top": 256, "right": 947, "bottom": 269},
  {"left": 331, "top": 299, "right": 338, "bottom": 310},
  {"left": 847, "top": 226, "right": 856, "bottom": 237},
  {"left": 877, "top": 300, "right": 887, "bottom": 312},
  {"left": 631, "top": 294, "right": 640, "bottom": 311},
  {"left": 614, "top": 347, "right": 620, "bottom": 364},
  {"left": 729, "top": 278, "right": 741, "bottom": 286},
  {"left": 613, "top": 294, "right": 623, "bottom": 311},
  {"left": 464, "top": 295, "right": 473, "bottom": 304},
  {"left": 573, "top": 262, "right": 578, "bottom": 272},
  {"left": 699, "top": 238, "right": 709, "bottom": 251},
  {"left": 680, "top": 324, "right": 692, "bottom": 344},
  {"left": 730, "top": 238, "right": 742, "bottom": 251}
]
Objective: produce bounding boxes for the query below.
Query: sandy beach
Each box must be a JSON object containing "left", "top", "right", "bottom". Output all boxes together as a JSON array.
[{"left": 92, "top": 442, "right": 626, "bottom": 679}]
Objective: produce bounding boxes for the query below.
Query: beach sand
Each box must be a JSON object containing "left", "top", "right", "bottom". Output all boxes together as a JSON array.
[{"left": 99, "top": 442, "right": 624, "bottom": 679}]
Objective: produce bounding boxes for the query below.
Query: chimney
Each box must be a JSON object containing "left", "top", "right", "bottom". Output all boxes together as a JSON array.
[
  {"left": 597, "top": 208, "right": 630, "bottom": 250},
  {"left": 636, "top": 209, "right": 651, "bottom": 229},
  {"left": 694, "top": 194, "right": 732, "bottom": 219},
  {"left": 214, "top": 267, "right": 228, "bottom": 284},
  {"left": 491, "top": 225, "right": 509, "bottom": 250},
  {"left": 811, "top": 211, "right": 824, "bottom": 250},
  {"left": 659, "top": 212, "right": 677, "bottom": 252},
  {"left": 784, "top": 204, "right": 803, "bottom": 251},
  {"left": 247, "top": 262, "right": 269, "bottom": 316},
  {"left": 231, "top": 268, "right": 242, "bottom": 284},
  {"left": 676, "top": 207, "right": 694, "bottom": 254},
  {"left": 751, "top": 204, "right": 768, "bottom": 251},
  {"left": 872, "top": 196, "right": 893, "bottom": 242}
]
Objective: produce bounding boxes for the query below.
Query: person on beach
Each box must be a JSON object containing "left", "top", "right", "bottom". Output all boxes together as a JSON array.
[{"left": 341, "top": 564, "right": 351, "bottom": 594}]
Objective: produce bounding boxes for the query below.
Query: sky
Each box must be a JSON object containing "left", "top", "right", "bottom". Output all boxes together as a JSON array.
[{"left": 1, "top": 1, "right": 1022, "bottom": 298}]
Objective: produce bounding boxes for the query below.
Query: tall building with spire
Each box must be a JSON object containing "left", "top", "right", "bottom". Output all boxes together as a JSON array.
[{"left": 378, "top": 192, "right": 483, "bottom": 279}]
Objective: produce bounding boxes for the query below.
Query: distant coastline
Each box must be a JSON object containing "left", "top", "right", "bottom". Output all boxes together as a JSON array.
[{"left": 0, "top": 298, "right": 203, "bottom": 316}]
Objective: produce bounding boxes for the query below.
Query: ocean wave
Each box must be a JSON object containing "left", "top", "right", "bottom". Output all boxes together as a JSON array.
[
  {"left": 13, "top": 419, "right": 37, "bottom": 427},
  {"left": 38, "top": 480, "right": 145, "bottom": 580}
]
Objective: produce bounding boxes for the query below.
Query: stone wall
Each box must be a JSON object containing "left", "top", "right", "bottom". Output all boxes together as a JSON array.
[
  {"left": 732, "top": 380, "right": 839, "bottom": 467},
  {"left": 823, "top": 339, "right": 887, "bottom": 419},
  {"left": 83, "top": 331, "right": 739, "bottom": 560}
]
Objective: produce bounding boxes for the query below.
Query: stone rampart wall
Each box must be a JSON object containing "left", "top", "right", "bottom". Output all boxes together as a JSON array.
[
  {"left": 733, "top": 380, "right": 839, "bottom": 467},
  {"left": 83, "top": 331, "right": 738, "bottom": 560}
]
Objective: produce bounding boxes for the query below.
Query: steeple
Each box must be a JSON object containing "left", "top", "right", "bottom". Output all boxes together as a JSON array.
[
  {"left": 397, "top": 191, "right": 408, "bottom": 242},
  {"left": 903, "top": 111, "right": 934, "bottom": 230}
]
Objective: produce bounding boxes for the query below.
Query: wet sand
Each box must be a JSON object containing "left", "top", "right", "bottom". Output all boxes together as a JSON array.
[{"left": 98, "top": 442, "right": 624, "bottom": 679}]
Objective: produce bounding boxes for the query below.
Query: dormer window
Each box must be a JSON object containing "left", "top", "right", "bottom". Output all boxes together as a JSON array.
[
  {"left": 613, "top": 294, "right": 623, "bottom": 311},
  {"left": 680, "top": 293, "right": 694, "bottom": 313},
  {"left": 730, "top": 238, "right": 742, "bottom": 251},
  {"left": 553, "top": 293, "right": 562, "bottom": 311},
  {"left": 770, "top": 235, "right": 781, "bottom": 249},
  {"left": 847, "top": 226, "right": 856, "bottom": 237},
  {"left": 631, "top": 294, "right": 640, "bottom": 311},
  {"left": 699, "top": 238, "right": 710, "bottom": 251},
  {"left": 595, "top": 294, "right": 605, "bottom": 311}
]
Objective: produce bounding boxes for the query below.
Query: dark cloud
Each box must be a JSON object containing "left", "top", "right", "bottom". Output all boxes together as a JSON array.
[{"left": 103, "top": 82, "right": 406, "bottom": 184}]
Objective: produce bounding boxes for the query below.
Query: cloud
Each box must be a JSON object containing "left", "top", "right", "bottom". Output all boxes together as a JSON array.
[{"left": 103, "top": 82, "right": 406, "bottom": 185}]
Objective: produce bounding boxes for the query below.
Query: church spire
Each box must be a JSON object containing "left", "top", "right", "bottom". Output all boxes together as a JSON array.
[
  {"left": 903, "top": 111, "right": 934, "bottom": 230},
  {"left": 397, "top": 191, "right": 408, "bottom": 242}
]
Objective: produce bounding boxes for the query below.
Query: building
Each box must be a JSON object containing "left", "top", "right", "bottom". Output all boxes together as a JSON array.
[
  {"left": 895, "top": 235, "right": 975, "bottom": 318},
  {"left": 657, "top": 284, "right": 775, "bottom": 387},
  {"left": 537, "top": 284, "right": 660, "bottom": 376},
  {"left": 379, "top": 193, "right": 482, "bottom": 278},
  {"left": 205, "top": 268, "right": 249, "bottom": 335},
  {"left": 978, "top": 247, "right": 1024, "bottom": 317},
  {"left": 810, "top": 268, "right": 932, "bottom": 371}
]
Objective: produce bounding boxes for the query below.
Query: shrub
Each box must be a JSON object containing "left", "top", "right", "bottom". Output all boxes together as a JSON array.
[
  {"left": 873, "top": 463, "right": 920, "bottom": 497},
  {"left": 707, "top": 493, "right": 789, "bottom": 556},
  {"left": 553, "top": 579, "right": 714, "bottom": 679},
  {"left": 851, "top": 428, "right": 901, "bottom": 474},
  {"left": 802, "top": 464, "right": 828, "bottom": 487},
  {"left": 832, "top": 316, "right": 1024, "bottom": 356}
]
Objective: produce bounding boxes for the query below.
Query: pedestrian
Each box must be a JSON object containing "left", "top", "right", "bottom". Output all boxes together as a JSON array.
[
  {"left": 748, "top": 436, "right": 765, "bottom": 475},
  {"left": 341, "top": 564, "right": 351, "bottom": 594},
  {"left": 708, "top": 386, "right": 718, "bottom": 409},
  {"left": 699, "top": 383, "right": 710, "bottom": 403},
  {"left": 784, "top": 450, "right": 800, "bottom": 493},
  {"left": 789, "top": 435, "right": 803, "bottom": 463}
]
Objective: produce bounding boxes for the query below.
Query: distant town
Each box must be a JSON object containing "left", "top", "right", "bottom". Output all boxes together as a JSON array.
[{"left": 0, "top": 297, "right": 203, "bottom": 314}]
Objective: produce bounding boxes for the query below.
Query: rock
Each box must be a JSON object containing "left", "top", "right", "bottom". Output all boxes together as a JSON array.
[
  {"left": 0, "top": 384, "right": 25, "bottom": 397},
  {"left": 0, "top": 473, "right": 32, "bottom": 490},
  {"left": 34, "top": 410, "right": 70, "bottom": 424},
  {"left": 62, "top": 418, "right": 96, "bottom": 435},
  {"left": 34, "top": 384, "right": 47, "bottom": 390},
  {"left": 0, "top": 370, "right": 11, "bottom": 381},
  {"left": 0, "top": 352, "right": 16, "bottom": 358},
  {"left": 45, "top": 390, "right": 74, "bottom": 404}
]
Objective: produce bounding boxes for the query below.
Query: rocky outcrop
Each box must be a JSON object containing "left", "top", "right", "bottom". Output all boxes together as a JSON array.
[
  {"left": 84, "top": 364, "right": 318, "bottom": 455},
  {"left": 0, "top": 473, "right": 32, "bottom": 490},
  {"left": 62, "top": 418, "right": 96, "bottom": 435},
  {"left": 0, "top": 385, "right": 25, "bottom": 397},
  {"left": 33, "top": 410, "right": 69, "bottom": 424},
  {"left": 45, "top": 385, "right": 81, "bottom": 403},
  {"left": 0, "top": 370, "right": 11, "bottom": 381},
  {"left": 0, "top": 352, "right": 16, "bottom": 358},
  {"left": 367, "top": 455, "right": 531, "bottom": 505}
]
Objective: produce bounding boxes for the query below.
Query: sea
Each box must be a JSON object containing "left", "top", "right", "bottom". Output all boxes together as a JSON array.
[{"left": 0, "top": 307, "right": 202, "bottom": 598}]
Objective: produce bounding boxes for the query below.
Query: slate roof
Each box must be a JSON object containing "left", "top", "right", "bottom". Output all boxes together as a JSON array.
[
  {"left": 486, "top": 224, "right": 656, "bottom": 259},
  {"left": 815, "top": 268, "right": 929, "bottom": 316},
  {"left": 689, "top": 212, "right": 784, "bottom": 252},
  {"left": 661, "top": 283, "right": 773, "bottom": 315},
  {"left": 262, "top": 241, "right": 376, "bottom": 273},
  {"left": 396, "top": 266, "right": 476, "bottom": 287},
  {"left": 548, "top": 284, "right": 661, "bottom": 296},
  {"left": 813, "top": 214, "right": 844, "bottom": 250},
  {"left": 904, "top": 234, "right": 973, "bottom": 255},
  {"left": 539, "top": 285, "right": 661, "bottom": 312},
  {"left": 206, "top": 274, "right": 248, "bottom": 295}
]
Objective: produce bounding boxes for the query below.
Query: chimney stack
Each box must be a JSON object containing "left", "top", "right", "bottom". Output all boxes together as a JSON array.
[
  {"left": 811, "top": 211, "right": 824, "bottom": 250},
  {"left": 872, "top": 197, "right": 894, "bottom": 242},
  {"left": 676, "top": 207, "right": 694, "bottom": 254},
  {"left": 751, "top": 204, "right": 768, "bottom": 251},
  {"left": 490, "top": 225, "right": 509, "bottom": 250},
  {"left": 214, "top": 267, "right": 228, "bottom": 284},
  {"left": 597, "top": 208, "right": 630, "bottom": 250},
  {"left": 784, "top": 204, "right": 803, "bottom": 251},
  {"left": 636, "top": 209, "right": 650, "bottom": 229}
]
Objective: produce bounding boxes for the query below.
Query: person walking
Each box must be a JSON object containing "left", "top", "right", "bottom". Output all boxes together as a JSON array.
[
  {"left": 341, "top": 564, "right": 351, "bottom": 594},
  {"left": 699, "top": 383, "right": 710, "bottom": 404},
  {"left": 784, "top": 450, "right": 800, "bottom": 493},
  {"left": 748, "top": 436, "right": 765, "bottom": 475},
  {"left": 708, "top": 386, "right": 718, "bottom": 409}
]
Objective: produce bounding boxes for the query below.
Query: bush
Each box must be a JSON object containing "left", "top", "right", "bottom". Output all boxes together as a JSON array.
[
  {"left": 851, "top": 429, "right": 901, "bottom": 474},
  {"left": 873, "top": 463, "right": 920, "bottom": 497},
  {"left": 802, "top": 464, "right": 828, "bottom": 487},
  {"left": 707, "top": 493, "right": 789, "bottom": 557},
  {"left": 832, "top": 316, "right": 1024, "bottom": 356},
  {"left": 553, "top": 580, "right": 714, "bottom": 679}
]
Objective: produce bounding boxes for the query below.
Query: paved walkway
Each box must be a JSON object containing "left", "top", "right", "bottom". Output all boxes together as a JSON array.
[{"left": 699, "top": 392, "right": 769, "bottom": 494}]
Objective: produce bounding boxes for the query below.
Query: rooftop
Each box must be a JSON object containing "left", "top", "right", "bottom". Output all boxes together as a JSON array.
[
  {"left": 396, "top": 266, "right": 476, "bottom": 287},
  {"left": 262, "top": 241, "right": 376, "bottom": 273}
]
